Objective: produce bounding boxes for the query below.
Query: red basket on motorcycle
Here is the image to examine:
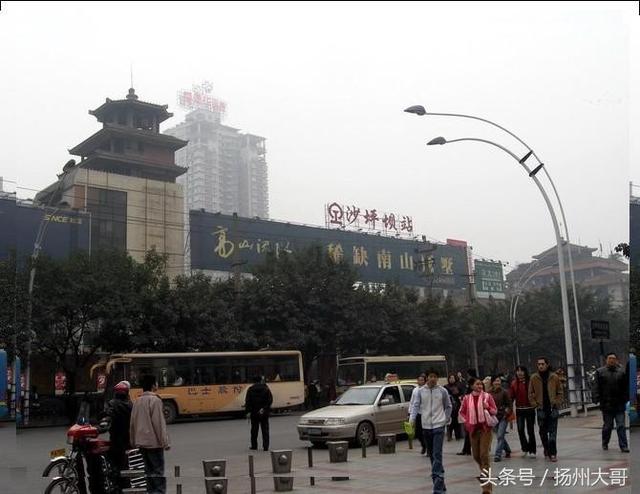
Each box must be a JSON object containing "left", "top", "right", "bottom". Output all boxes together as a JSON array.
[
  {"left": 67, "top": 423, "right": 99, "bottom": 443},
  {"left": 87, "top": 438, "right": 110, "bottom": 455}
]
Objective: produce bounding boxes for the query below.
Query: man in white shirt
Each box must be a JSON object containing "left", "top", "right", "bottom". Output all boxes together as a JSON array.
[{"left": 410, "top": 369, "right": 452, "bottom": 494}]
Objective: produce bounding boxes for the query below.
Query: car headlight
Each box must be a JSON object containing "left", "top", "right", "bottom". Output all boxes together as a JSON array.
[
  {"left": 298, "top": 418, "right": 312, "bottom": 425},
  {"left": 324, "top": 418, "right": 346, "bottom": 425}
]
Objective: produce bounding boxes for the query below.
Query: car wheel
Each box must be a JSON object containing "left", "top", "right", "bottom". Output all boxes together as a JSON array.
[
  {"left": 355, "top": 421, "right": 375, "bottom": 447},
  {"left": 162, "top": 401, "right": 178, "bottom": 424}
]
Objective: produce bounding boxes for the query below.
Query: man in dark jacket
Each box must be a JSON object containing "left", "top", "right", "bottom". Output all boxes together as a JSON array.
[
  {"left": 102, "top": 381, "right": 133, "bottom": 488},
  {"left": 244, "top": 375, "right": 273, "bottom": 451},
  {"left": 529, "top": 357, "right": 563, "bottom": 462},
  {"left": 593, "top": 353, "right": 629, "bottom": 452}
]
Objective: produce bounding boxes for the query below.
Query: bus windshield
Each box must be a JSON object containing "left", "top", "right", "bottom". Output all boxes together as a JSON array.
[
  {"left": 337, "top": 363, "right": 364, "bottom": 387},
  {"left": 366, "top": 360, "right": 447, "bottom": 382}
]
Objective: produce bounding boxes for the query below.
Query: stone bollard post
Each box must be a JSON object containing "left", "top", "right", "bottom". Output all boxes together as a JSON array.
[
  {"left": 204, "top": 478, "right": 229, "bottom": 494},
  {"left": 270, "top": 449, "right": 294, "bottom": 492},
  {"left": 378, "top": 433, "right": 397, "bottom": 454}
]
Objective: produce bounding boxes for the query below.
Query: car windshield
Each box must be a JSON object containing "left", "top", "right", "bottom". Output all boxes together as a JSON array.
[{"left": 335, "top": 387, "right": 381, "bottom": 405}]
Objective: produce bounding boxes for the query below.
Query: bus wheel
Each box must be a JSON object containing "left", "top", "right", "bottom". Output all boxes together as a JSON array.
[
  {"left": 162, "top": 401, "right": 178, "bottom": 424},
  {"left": 355, "top": 421, "right": 375, "bottom": 447}
]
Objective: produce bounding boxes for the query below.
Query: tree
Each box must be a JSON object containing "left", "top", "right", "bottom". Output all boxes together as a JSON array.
[
  {"left": 30, "top": 249, "right": 166, "bottom": 392},
  {"left": 239, "top": 245, "right": 359, "bottom": 377}
]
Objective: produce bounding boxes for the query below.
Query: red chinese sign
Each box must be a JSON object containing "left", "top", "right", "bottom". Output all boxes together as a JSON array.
[
  {"left": 55, "top": 371, "right": 66, "bottom": 396},
  {"left": 177, "top": 81, "right": 227, "bottom": 117},
  {"left": 325, "top": 202, "right": 414, "bottom": 235}
]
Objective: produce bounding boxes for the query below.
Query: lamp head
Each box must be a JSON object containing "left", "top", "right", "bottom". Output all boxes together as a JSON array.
[
  {"left": 404, "top": 105, "right": 427, "bottom": 116},
  {"left": 427, "top": 136, "right": 447, "bottom": 146}
]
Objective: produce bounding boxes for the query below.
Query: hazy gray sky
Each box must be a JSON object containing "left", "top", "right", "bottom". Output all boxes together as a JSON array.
[{"left": 1, "top": 1, "right": 638, "bottom": 269}]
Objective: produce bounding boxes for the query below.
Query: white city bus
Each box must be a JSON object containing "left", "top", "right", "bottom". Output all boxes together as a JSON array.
[
  {"left": 92, "top": 351, "right": 305, "bottom": 423},
  {"left": 336, "top": 355, "right": 448, "bottom": 395}
]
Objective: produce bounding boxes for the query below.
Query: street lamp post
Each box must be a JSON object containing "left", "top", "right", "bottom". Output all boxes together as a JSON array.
[
  {"left": 417, "top": 134, "right": 579, "bottom": 417},
  {"left": 511, "top": 263, "right": 558, "bottom": 365},
  {"left": 23, "top": 202, "right": 68, "bottom": 426},
  {"left": 22, "top": 162, "right": 73, "bottom": 426},
  {"left": 405, "top": 105, "right": 586, "bottom": 409}
]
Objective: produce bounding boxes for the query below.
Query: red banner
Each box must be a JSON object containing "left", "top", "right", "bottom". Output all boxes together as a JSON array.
[{"left": 54, "top": 371, "right": 66, "bottom": 396}]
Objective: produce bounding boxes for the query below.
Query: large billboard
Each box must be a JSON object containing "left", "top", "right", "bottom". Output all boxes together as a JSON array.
[
  {"left": 0, "top": 197, "right": 90, "bottom": 261},
  {"left": 474, "top": 260, "right": 506, "bottom": 299},
  {"left": 189, "top": 211, "right": 471, "bottom": 290}
]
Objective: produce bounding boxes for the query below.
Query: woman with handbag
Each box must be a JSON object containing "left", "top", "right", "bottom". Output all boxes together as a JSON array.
[{"left": 459, "top": 377, "right": 498, "bottom": 494}]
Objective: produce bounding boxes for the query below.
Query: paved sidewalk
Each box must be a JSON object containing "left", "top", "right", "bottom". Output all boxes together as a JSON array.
[{"left": 165, "top": 413, "right": 633, "bottom": 493}]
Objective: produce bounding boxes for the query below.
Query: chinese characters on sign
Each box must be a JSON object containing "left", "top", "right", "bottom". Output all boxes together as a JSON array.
[
  {"left": 474, "top": 260, "right": 506, "bottom": 300},
  {"left": 479, "top": 467, "right": 627, "bottom": 488},
  {"left": 191, "top": 211, "right": 470, "bottom": 291},
  {"left": 177, "top": 81, "right": 227, "bottom": 117},
  {"left": 325, "top": 202, "right": 414, "bottom": 236}
]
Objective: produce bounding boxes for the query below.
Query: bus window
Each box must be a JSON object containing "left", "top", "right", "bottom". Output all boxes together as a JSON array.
[
  {"left": 171, "top": 359, "right": 191, "bottom": 386},
  {"left": 272, "top": 355, "right": 300, "bottom": 382},
  {"left": 230, "top": 361, "right": 247, "bottom": 384},
  {"left": 337, "top": 363, "right": 364, "bottom": 386},
  {"left": 212, "top": 357, "right": 230, "bottom": 384}
]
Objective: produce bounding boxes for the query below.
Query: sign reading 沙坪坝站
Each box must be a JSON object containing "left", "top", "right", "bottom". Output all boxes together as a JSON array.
[
  {"left": 325, "top": 202, "right": 414, "bottom": 236},
  {"left": 189, "top": 211, "right": 471, "bottom": 290}
]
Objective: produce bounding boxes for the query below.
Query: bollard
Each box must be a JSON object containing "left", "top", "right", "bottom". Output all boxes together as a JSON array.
[
  {"left": 248, "top": 455, "right": 256, "bottom": 494},
  {"left": 327, "top": 441, "right": 349, "bottom": 463},
  {"left": 202, "top": 459, "right": 227, "bottom": 478},
  {"left": 204, "top": 477, "right": 228, "bottom": 494},
  {"left": 307, "top": 446, "right": 315, "bottom": 486},
  {"left": 270, "top": 449, "right": 293, "bottom": 492},
  {"left": 174, "top": 465, "right": 181, "bottom": 494},
  {"left": 361, "top": 439, "right": 367, "bottom": 458},
  {"left": 378, "top": 433, "right": 397, "bottom": 454}
]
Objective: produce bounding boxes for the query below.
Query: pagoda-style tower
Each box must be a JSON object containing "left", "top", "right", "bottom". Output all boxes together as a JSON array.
[
  {"left": 68, "top": 88, "right": 187, "bottom": 182},
  {"left": 36, "top": 88, "right": 188, "bottom": 278}
]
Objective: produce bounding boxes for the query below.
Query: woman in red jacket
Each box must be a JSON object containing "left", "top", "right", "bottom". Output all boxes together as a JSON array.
[
  {"left": 459, "top": 378, "right": 498, "bottom": 494},
  {"left": 509, "top": 365, "right": 536, "bottom": 457}
]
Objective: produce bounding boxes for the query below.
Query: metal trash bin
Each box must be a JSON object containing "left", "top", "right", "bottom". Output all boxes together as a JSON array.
[
  {"left": 202, "top": 459, "right": 227, "bottom": 478},
  {"left": 204, "top": 477, "right": 228, "bottom": 494},
  {"left": 270, "top": 450, "right": 294, "bottom": 492},
  {"left": 327, "top": 441, "right": 349, "bottom": 463},
  {"left": 378, "top": 433, "right": 396, "bottom": 454}
]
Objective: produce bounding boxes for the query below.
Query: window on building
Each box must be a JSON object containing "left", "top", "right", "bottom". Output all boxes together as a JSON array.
[{"left": 86, "top": 187, "right": 127, "bottom": 251}]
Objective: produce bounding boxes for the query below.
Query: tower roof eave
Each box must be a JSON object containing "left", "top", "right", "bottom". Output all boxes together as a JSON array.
[
  {"left": 69, "top": 125, "right": 188, "bottom": 156},
  {"left": 89, "top": 98, "right": 173, "bottom": 124}
]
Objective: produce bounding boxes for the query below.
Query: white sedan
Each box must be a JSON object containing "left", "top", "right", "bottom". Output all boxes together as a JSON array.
[{"left": 297, "top": 383, "right": 415, "bottom": 447}]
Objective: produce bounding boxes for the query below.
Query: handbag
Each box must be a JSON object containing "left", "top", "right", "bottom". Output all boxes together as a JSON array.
[
  {"left": 484, "top": 410, "right": 499, "bottom": 427},
  {"left": 483, "top": 394, "right": 498, "bottom": 427}
]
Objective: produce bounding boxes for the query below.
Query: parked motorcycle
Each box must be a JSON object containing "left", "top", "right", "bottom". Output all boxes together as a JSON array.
[{"left": 42, "top": 417, "right": 119, "bottom": 494}]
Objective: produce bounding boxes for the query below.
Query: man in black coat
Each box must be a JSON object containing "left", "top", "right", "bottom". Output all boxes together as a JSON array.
[
  {"left": 593, "top": 353, "right": 629, "bottom": 452},
  {"left": 244, "top": 375, "right": 274, "bottom": 451},
  {"left": 102, "top": 380, "right": 133, "bottom": 488}
]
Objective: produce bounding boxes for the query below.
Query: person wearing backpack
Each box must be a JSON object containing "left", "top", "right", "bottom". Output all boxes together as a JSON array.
[{"left": 409, "top": 369, "right": 452, "bottom": 494}]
